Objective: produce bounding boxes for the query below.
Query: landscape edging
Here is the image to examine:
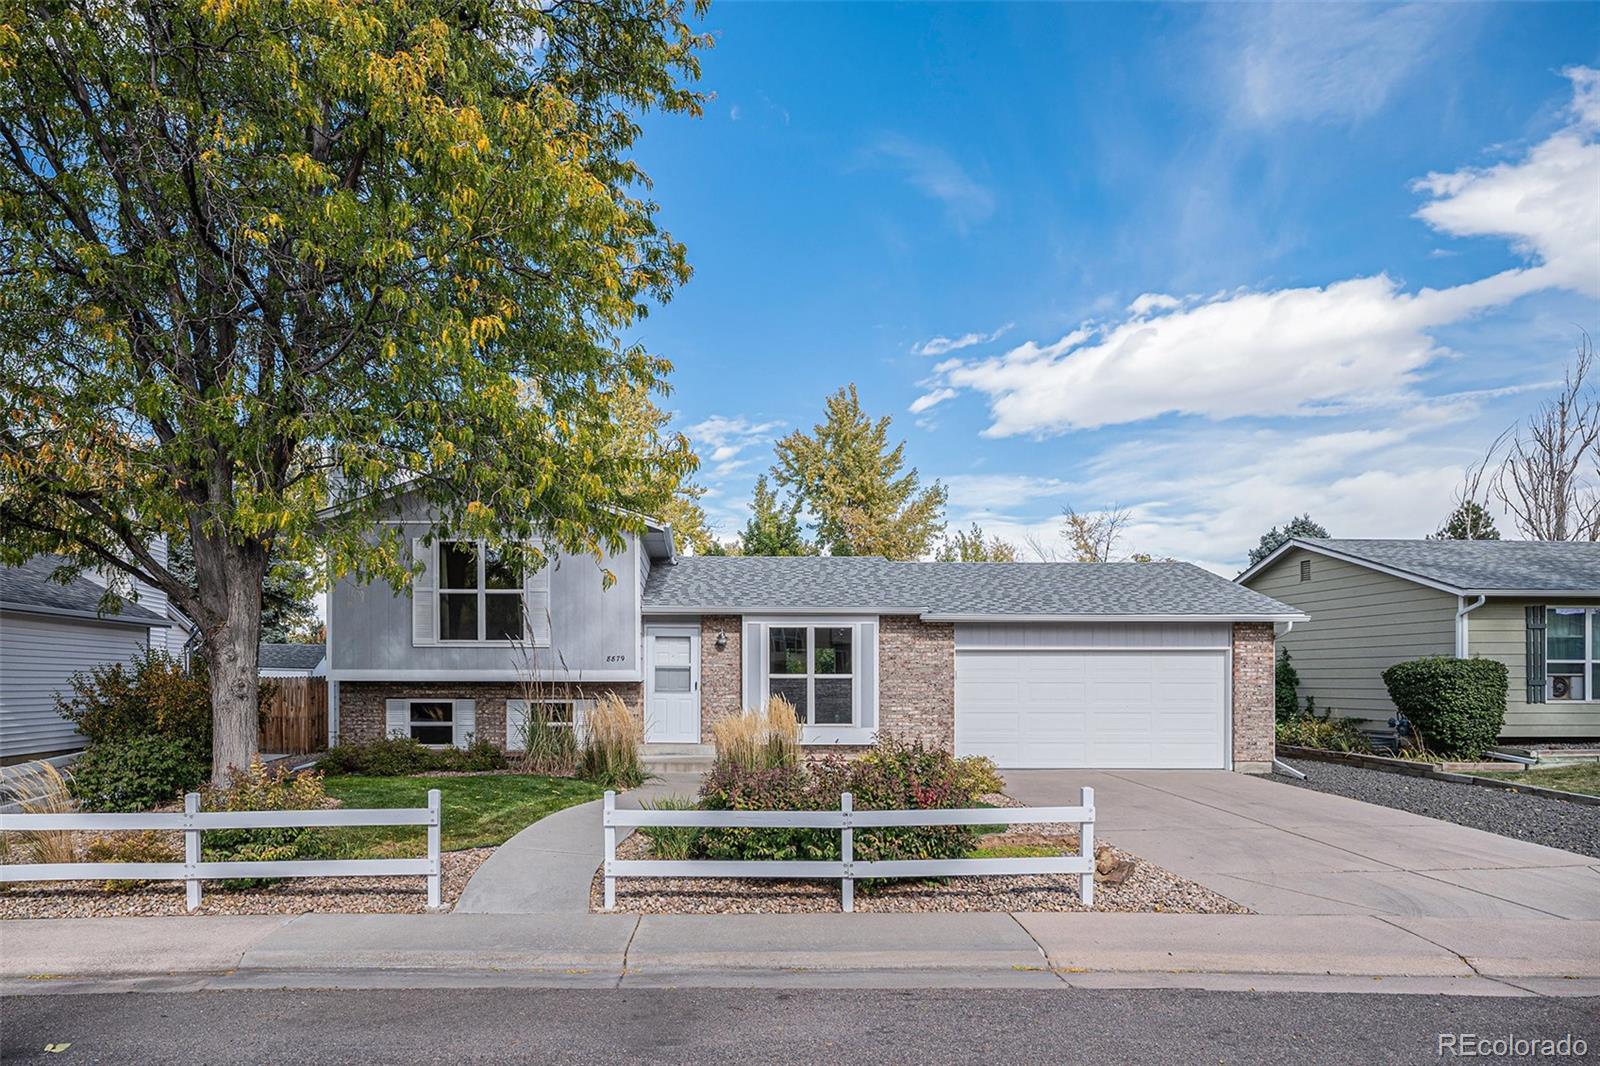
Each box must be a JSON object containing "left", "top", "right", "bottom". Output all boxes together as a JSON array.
[{"left": 1276, "top": 745, "right": 1600, "bottom": 807}]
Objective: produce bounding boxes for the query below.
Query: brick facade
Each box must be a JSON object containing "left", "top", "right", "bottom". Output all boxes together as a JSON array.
[
  {"left": 876, "top": 615, "right": 956, "bottom": 749},
  {"left": 1231, "top": 622, "right": 1276, "bottom": 773},
  {"left": 698, "top": 614, "right": 743, "bottom": 743},
  {"left": 337, "top": 681, "right": 643, "bottom": 748}
]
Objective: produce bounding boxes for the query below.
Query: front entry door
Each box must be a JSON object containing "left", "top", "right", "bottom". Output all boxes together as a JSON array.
[{"left": 645, "top": 627, "right": 701, "bottom": 743}]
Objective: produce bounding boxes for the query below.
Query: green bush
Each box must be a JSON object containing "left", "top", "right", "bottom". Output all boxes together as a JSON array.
[
  {"left": 1276, "top": 712, "right": 1369, "bottom": 753},
  {"left": 69, "top": 734, "right": 210, "bottom": 812},
  {"left": 1382, "top": 656, "right": 1508, "bottom": 759},
  {"left": 694, "top": 737, "right": 983, "bottom": 876},
  {"left": 952, "top": 754, "right": 1004, "bottom": 798},
  {"left": 638, "top": 796, "right": 700, "bottom": 861},
  {"left": 316, "top": 736, "right": 507, "bottom": 776},
  {"left": 201, "top": 758, "right": 331, "bottom": 888},
  {"left": 1275, "top": 648, "right": 1300, "bottom": 723},
  {"left": 57, "top": 648, "right": 213, "bottom": 749}
]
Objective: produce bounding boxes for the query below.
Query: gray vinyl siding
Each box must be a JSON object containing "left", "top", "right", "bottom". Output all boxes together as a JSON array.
[
  {"left": 0, "top": 612, "right": 152, "bottom": 759},
  {"left": 1245, "top": 548, "right": 1457, "bottom": 724},
  {"left": 1467, "top": 597, "right": 1600, "bottom": 739},
  {"left": 329, "top": 494, "right": 642, "bottom": 679},
  {"left": 955, "top": 621, "right": 1231, "bottom": 649}
]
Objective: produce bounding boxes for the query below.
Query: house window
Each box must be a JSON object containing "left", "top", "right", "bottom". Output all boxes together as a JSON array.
[
  {"left": 1299, "top": 559, "right": 1312, "bottom": 582},
  {"left": 505, "top": 698, "right": 592, "bottom": 751},
  {"left": 1545, "top": 607, "right": 1600, "bottom": 701},
  {"left": 408, "top": 700, "right": 454, "bottom": 745},
  {"left": 438, "top": 541, "right": 523, "bottom": 642},
  {"left": 767, "top": 625, "right": 855, "bottom": 725}
]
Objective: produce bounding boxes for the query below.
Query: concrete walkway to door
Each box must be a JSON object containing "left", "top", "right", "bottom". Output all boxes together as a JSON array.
[{"left": 1003, "top": 769, "right": 1600, "bottom": 920}]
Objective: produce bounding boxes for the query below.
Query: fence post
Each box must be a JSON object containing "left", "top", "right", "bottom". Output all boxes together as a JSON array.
[
  {"left": 840, "top": 792, "right": 854, "bottom": 913},
  {"left": 426, "top": 788, "right": 442, "bottom": 910},
  {"left": 183, "top": 792, "right": 202, "bottom": 912},
  {"left": 603, "top": 790, "right": 617, "bottom": 911},
  {"left": 1079, "top": 786, "right": 1095, "bottom": 908}
]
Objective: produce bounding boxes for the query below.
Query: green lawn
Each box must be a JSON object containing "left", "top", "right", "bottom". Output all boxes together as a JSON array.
[
  {"left": 321, "top": 774, "right": 604, "bottom": 858},
  {"left": 1476, "top": 762, "right": 1600, "bottom": 798}
]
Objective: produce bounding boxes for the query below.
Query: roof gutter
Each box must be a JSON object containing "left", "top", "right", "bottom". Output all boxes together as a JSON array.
[
  {"left": 1455, "top": 595, "right": 1487, "bottom": 658},
  {"left": 919, "top": 612, "right": 1310, "bottom": 624},
  {"left": 0, "top": 602, "right": 171, "bottom": 628}
]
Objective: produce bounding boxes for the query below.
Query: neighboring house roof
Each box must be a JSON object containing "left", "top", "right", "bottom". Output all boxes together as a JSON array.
[
  {"left": 642, "top": 555, "right": 1306, "bottom": 620},
  {"left": 1237, "top": 537, "right": 1600, "bottom": 595},
  {"left": 258, "top": 642, "right": 327, "bottom": 673},
  {"left": 0, "top": 555, "right": 168, "bottom": 627}
]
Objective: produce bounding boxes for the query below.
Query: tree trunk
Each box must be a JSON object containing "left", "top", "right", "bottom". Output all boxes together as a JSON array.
[{"left": 199, "top": 541, "right": 269, "bottom": 783}]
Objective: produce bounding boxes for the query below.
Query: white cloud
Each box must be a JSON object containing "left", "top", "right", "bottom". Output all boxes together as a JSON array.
[
  {"left": 866, "top": 135, "right": 995, "bottom": 231},
  {"left": 1222, "top": 3, "right": 1463, "bottom": 126},
  {"left": 913, "top": 323, "right": 1013, "bottom": 357},
  {"left": 920, "top": 69, "right": 1600, "bottom": 438},
  {"left": 908, "top": 387, "right": 957, "bottom": 415},
  {"left": 942, "top": 473, "right": 1077, "bottom": 511},
  {"left": 685, "top": 414, "right": 782, "bottom": 479}
]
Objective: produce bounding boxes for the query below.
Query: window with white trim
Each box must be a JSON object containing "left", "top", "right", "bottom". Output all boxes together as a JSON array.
[
  {"left": 505, "top": 698, "right": 592, "bottom": 751},
  {"left": 408, "top": 700, "right": 454, "bottom": 745},
  {"left": 1545, "top": 607, "right": 1600, "bottom": 701},
  {"left": 767, "top": 625, "right": 855, "bottom": 725},
  {"left": 438, "top": 540, "right": 523, "bottom": 642}
]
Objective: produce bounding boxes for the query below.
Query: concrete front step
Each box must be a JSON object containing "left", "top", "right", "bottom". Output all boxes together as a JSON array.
[{"left": 641, "top": 743, "right": 714, "bottom": 776}]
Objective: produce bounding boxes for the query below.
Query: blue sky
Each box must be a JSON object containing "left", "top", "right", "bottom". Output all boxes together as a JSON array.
[{"left": 626, "top": 3, "right": 1600, "bottom": 572}]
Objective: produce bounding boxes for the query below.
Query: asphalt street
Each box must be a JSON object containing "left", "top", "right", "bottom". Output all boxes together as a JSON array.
[{"left": 3, "top": 987, "right": 1597, "bottom": 1064}]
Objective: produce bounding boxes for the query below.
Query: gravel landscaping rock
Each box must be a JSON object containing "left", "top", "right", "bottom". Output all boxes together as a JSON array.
[
  {"left": 590, "top": 811, "right": 1248, "bottom": 916},
  {"left": 1275, "top": 760, "right": 1600, "bottom": 858},
  {"left": 0, "top": 848, "right": 492, "bottom": 918}
]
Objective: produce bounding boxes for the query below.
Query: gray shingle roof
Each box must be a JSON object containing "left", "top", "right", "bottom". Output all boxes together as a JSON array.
[
  {"left": 258, "top": 642, "right": 326, "bottom": 671},
  {"left": 642, "top": 556, "right": 1303, "bottom": 618},
  {"left": 0, "top": 555, "right": 165, "bottom": 625},
  {"left": 1285, "top": 538, "right": 1600, "bottom": 593}
]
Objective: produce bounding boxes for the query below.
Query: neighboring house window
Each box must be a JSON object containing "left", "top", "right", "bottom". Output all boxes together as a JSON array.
[
  {"left": 1545, "top": 607, "right": 1598, "bottom": 701},
  {"left": 408, "top": 700, "right": 454, "bottom": 745},
  {"left": 438, "top": 540, "right": 523, "bottom": 642},
  {"left": 1299, "top": 559, "right": 1312, "bottom": 582},
  {"left": 767, "top": 625, "right": 855, "bottom": 725}
]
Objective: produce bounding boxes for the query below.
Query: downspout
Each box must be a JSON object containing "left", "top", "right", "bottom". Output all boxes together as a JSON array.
[{"left": 1455, "top": 595, "right": 1486, "bottom": 658}]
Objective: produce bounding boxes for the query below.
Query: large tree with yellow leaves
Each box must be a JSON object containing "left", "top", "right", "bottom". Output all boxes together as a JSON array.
[{"left": 0, "top": 0, "right": 706, "bottom": 777}]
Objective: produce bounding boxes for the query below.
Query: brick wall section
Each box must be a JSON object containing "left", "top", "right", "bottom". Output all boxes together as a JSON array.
[
  {"left": 1231, "top": 622, "right": 1275, "bottom": 773},
  {"left": 338, "top": 681, "right": 642, "bottom": 748},
  {"left": 877, "top": 615, "right": 956, "bottom": 750},
  {"left": 699, "top": 614, "right": 743, "bottom": 743}
]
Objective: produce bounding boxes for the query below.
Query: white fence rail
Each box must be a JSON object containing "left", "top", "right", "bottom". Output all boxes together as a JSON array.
[
  {"left": 0, "top": 789, "right": 442, "bottom": 911},
  {"left": 602, "top": 787, "right": 1095, "bottom": 912}
]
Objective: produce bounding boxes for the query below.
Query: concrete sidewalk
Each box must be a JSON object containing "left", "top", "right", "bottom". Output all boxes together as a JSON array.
[{"left": 4, "top": 911, "right": 1598, "bottom": 997}]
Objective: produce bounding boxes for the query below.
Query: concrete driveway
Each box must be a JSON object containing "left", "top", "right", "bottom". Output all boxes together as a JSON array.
[{"left": 1003, "top": 769, "right": 1600, "bottom": 920}]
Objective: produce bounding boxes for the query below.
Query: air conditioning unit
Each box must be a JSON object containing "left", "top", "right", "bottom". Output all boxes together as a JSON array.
[{"left": 1551, "top": 675, "right": 1579, "bottom": 700}]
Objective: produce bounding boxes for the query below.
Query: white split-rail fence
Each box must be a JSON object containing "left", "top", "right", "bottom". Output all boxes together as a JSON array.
[
  {"left": 602, "top": 787, "right": 1095, "bottom": 912},
  {"left": 0, "top": 789, "right": 442, "bottom": 911}
]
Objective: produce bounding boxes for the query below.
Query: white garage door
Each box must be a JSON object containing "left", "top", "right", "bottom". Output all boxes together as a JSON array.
[{"left": 955, "top": 650, "right": 1227, "bottom": 769}]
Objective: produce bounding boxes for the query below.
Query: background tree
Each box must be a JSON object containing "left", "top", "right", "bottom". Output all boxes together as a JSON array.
[
  {"left": 603, "top": 380, "right": 711, "bottom": 553},
  {"left": 772, "top": 385, "right": 946, "bottom": 559},
  {"left": 1060, "top": 505, "right": 1131, "bottom": 563},
  {"left": 1247, "top": 514, "right": 1330, "bottom": 567},
  {"left": 1482, "top": 334, "right": 1599, "bottom": 541},
  {"left": 168, "top": 538, "right": 317, "bottom": 644},
  {"left": 1431, "top": 501, "right": 1501, "bottom": 541},
  {"left": 737, "top": 475, "right": 813, "bottom": 556},
  {"left": 935, "top": 523, "right": 1019, "bottom": 562},
  {"left": 0, "top": 0, "right": 707, "bottom": 778}
]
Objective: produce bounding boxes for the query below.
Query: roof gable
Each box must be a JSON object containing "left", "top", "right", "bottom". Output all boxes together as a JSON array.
[
  {"left": 0, "top": 556, "right": 166, "bottom": 626},
  {"left": 1238, "top": 538, "right": 1600, "bottom": 594}
]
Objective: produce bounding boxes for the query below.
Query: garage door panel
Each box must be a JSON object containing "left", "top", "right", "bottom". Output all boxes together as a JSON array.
[{"left": 956, "top": 650, "right": 1226, "bottom": 769}]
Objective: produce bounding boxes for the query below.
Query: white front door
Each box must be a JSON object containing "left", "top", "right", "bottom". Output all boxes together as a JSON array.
[
  {"left": 645, "top": 627, "right": 701, "bottom": 743},
  {"left": 955, "top": 650, "right": 1228, "bottom": 769}
]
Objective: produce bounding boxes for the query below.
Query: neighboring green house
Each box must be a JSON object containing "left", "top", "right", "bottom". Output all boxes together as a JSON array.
[{"left": 1237, "top": 538, "right": 1600, "bottom": 740}]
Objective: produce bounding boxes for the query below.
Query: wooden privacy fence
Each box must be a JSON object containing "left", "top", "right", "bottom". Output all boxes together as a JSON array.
[
  {"left": 260, "top": 676, "right": 328, "bottom": 754},
  {"left": 0, "top": 790, "right": 442, "bottom": 910},
  {"left": 602, "top": 787, "right": 1096, "bottom": 912}
]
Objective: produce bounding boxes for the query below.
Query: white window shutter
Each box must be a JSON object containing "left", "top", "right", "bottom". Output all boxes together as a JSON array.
[
  {"left": 385, "top": 699, "right": 409, "bottom": 739},
  {"left": 452, "top": 699, "right": 477, "bottom": 749},
  {"left": 574, "top": 698, "right": 596, "bottom": 741},
  {"left": 742, "top": 620, "right": 763, "bottom": 712},
  {"left": 857, "top": 620, "right": 878, "bottom": 730},
  {"left": 524, "top": 558, "right": 552, "bottom": 647},
  {"left": 505, "top": 698, "right": 528, "bottom": 752},
  {"left": 411, "top": 538, "right": 436, "bottom": 647}
]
